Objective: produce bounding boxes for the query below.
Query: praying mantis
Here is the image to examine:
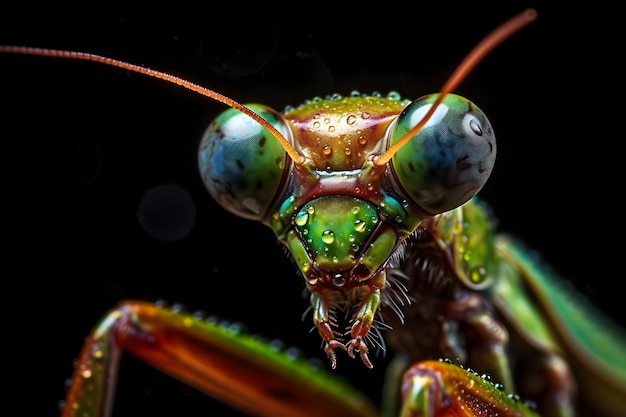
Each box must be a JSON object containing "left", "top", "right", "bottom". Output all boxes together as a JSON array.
[{"left": 2, "top": 4, "right": 620, "bottom": 416}]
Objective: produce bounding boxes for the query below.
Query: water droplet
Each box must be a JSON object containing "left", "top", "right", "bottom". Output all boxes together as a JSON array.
[
  {"left": 323, "top": 144, "right": 332, "bottom": 155},
  {"left": 470, "top": 266, "right": 487, "bottom": 283},
  {"left": 227, "top": 322, "right": 242, "bottom": 333},
  {"left": 324, "top": 118, "right": 330, "bottom": 124},
  {"left": 344, "top": 146, "right": 351, "bottom": 155},
  {"left": 91, "top": 344, "right": 103, "bottom": 359},
  {"left": 81, "top": 369, "right": 92, "bottom": 379},
  {"left": 285, "top": 346, "right": 303, "bottom": 360},
  {"left": 358, "top": 136, "right": 367, "bottom": 145},
  {"left": 328, "top": 125, "right": 335, "bottom": 132},
  {"left": 469, "top": 118, "right": 483, "bottom": 135},
  {"left": 361, "top": 112, "right": 370, "bottom": 119},
  {"left": 321, "top": 230, "right": 335, "bottom": 244},
  {"left": 332, "top": 274, "right": 346, "bottom": 287},
  {"left": 314, "top": 113, "right": 321, "bottom": 119},
  {"left": 346, "top": 114, "right": 357, "bottom": 125},
  {"left": 351, "top": 206, "right": 359, "bottom": 214},
  {"left": 355, "top": 220, "right": 366, "bottom": 232},
  {"left": 307, "top": 206, "right": 315, "bottom": 214},
  {"left": 295, "top": 211, "right": 309, "bottom": 226},
  {"left": 387, "top": 91, "right": 401, "bottom": 100},
  {"left": 313, "top": 121, "right": 320, "bottom": 128}
]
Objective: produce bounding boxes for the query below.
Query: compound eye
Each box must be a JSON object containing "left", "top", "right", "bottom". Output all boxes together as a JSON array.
[
  {"left": 389, "top": 93, "right": 496, "bottom": 214},
  {"left": 198, "top": 104, "right": 290, "bottom": 220}
]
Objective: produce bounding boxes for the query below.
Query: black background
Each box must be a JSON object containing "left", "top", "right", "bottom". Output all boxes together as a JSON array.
[{"left": 1, "top": 3, "right": 623, "bottom": 417}]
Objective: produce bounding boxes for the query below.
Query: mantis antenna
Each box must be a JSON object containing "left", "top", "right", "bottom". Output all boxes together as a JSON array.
[
  {"left": 375, "top": 8, "right": 537, "bottom": 165},
  {"left": 0, "top": 8, "right": 536, "bottom": 167}
]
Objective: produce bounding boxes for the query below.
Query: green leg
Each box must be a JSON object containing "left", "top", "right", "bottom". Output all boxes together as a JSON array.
[{"left": 398, "top": 360, "right": 540, "bottom": 417}]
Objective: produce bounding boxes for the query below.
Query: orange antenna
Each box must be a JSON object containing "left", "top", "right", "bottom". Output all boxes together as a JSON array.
[
  {"left": 375, "top": 8, "right": 537, "bottom": 166},
  {"left": 0, "top": 46, "right": 305, "bottom": 165}
]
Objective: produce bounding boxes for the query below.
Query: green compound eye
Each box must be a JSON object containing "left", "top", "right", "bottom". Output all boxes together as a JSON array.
[
  {"left": 389, "top": 93, "right": 496, "bottom": 214},
  {"left": 198, "top": 104, "right": 290, "bottom": 220}
]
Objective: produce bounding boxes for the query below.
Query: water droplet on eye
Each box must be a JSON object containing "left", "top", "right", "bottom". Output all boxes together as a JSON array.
[
  {"left": 344, "top": 147, "right": 352, "bottom": 155},
  {"left": 314, "top": 113, "right": 321, "bottom": 119},
  {"left": 313, "top": 121, "right": 320, "bottom": 128},
  {"left": 361, "top": 112, "right": 370, "bottom": 119},
  {"left": 358, "top": 136, "right": 367, "bottom": 146},
  {"left": 321, "top": 230, "right": 335, "bottom": 244},
  {"left": 351, "top": 206, "right": 359, "bottom": 214},
  {"left": 324, "top": 118, "right": 330, "bottom": 124},
  {"left": 346, "top": 114, "right": 357, "bottom": 125},
  {"left": 295, "top": 211, "right": 309, "bottom": 226},
  {"left": 307, "top": 206, "right": 315, "bottom": 214},
  {"left": 323, "top": 144, "right": 332, "bottom": 155},
  {"left": 328, "top": 125, "right": 335, "bottom": 132},
  {"left": 469, "top": 118, "right": 483, "bottom": 135}
]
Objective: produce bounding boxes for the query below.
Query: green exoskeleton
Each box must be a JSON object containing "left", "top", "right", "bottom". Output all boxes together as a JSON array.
[{"left": 2, "top": 7, "right": 624, "bottom": 417}]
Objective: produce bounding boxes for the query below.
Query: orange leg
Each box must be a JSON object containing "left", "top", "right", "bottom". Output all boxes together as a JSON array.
[{"left": 61, "top": 300, "right": 378, "bottom": 417}]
